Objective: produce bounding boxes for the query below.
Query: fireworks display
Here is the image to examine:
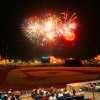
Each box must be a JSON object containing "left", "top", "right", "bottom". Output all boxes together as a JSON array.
[{"left": 21, "top": 11, "right": 78, "bottom": 46}]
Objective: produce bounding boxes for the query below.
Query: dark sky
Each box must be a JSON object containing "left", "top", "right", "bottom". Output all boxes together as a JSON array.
[{"left": 0, "top": 0, "right": 100, "bottom": 60}]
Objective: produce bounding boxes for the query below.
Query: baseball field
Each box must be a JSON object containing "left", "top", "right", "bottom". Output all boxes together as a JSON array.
[{"left": 0, "top": 66, "right": 100, "bottom": 90}]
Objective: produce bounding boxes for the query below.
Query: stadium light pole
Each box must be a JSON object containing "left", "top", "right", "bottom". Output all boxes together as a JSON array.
[
  {"left": 6, "top": 44, "right": 8, "bottom": 59},
  {"left": 95, "top": 47, "right": 97, "bottom": 56}
]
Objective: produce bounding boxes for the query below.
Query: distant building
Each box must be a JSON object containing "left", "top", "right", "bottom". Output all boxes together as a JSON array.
[
  {"left": 41, "top": 56, "right": 50, "bottom": 63},
  {"left": 94, "top": 55, "right": 100, "bottom": 60},
  {"left": 64, "top": 58, "right": 83, "bottom": 66}
]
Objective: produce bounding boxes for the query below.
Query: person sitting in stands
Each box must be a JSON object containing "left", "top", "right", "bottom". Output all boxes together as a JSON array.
[
  {"left": 40, "top": 94, "right": 48, "bottom": 100},
  {"left": 49, "top": 93, "right": 57, "bottom": 100},
  {"left": 57, "top": 90, "right": 64, "bottom": 100},
  {"left": 72, "top": 89, "right": 76, "bottom": 95},
  {"left": 11, "top": 94, "right": 16, "bottom": 100},
  {"left": 8, "top": 89, "right": 12, "bottom": 95},
  {"left": 57, "top": 90, "right": 63, "bottom": 97},
  {"left": 1, "top": 93, "right": 5, "bottom": 100},
  {"left": 63, "top": 88, "right": 70, "bottom": 97}
]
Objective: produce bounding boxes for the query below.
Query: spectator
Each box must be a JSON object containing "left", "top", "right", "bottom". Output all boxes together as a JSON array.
[
  {"left": 11, "top": 94, "right": 16, "bottom": 100},
  {"left": 40, "top": 94, "right": 48, "bottom": 100},
  {"left": 49, "top": 93, "right": 57, "bottom": 100},
  {"left": 57, "top": 90, "right": 63, "bottom": 97},
  {"left": 72, "top": 89, "right": 76, "bottom": 95}
]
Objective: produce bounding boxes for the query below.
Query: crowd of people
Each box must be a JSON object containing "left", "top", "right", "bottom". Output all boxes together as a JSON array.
[{"left": 0, "top": 87, "right": 84, "bottom": 100}]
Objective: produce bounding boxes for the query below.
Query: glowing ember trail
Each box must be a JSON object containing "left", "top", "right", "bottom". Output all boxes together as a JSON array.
[{"left": 21, "top": 11, "right": 78, "bottom": 46}]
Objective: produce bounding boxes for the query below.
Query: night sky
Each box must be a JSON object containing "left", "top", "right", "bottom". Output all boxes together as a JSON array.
[{"left": 0, "top": 0, "right": 100, "bottom": 60}]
